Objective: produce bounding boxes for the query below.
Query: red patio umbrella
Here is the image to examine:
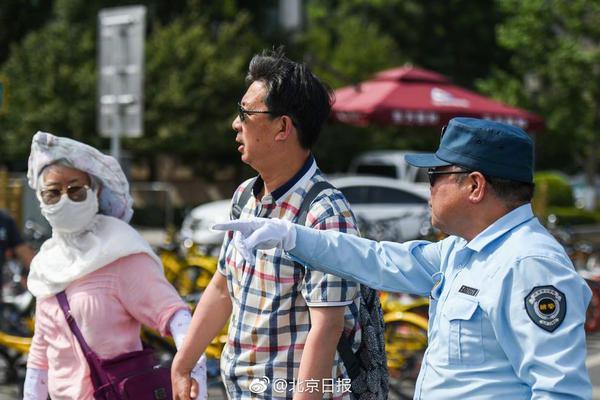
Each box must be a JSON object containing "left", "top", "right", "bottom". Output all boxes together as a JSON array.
[{"left": 332, "top": 66, "right": 545, "bottom": 132}]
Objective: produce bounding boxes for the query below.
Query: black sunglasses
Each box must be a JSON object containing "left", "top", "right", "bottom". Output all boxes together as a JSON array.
[
  {"left": 237, "top": 102, "right": 275, "bottom": 122},
  {"left": 40, "top": 185, "right": 90, "bottom": 205},
  {"left": 427, "top": 169, "right": 472, "bottom": 187}
]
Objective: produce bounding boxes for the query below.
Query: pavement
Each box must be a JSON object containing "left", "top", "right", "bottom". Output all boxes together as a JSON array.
[
  {"left": 3, "top": 331, "right": 600, "bottom": 399},
  {"left": 587, "top": 329, "right": 600, "bottom": 397}
]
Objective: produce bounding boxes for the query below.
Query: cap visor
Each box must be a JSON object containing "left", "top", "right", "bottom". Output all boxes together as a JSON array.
[{"left": 404, "top": 153, "right": 451, "bottom": 168}]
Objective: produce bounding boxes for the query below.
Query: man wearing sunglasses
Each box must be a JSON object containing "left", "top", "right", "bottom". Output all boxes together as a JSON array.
[
  {"left": 172, "top": 48, "right": 363, "bottom": 400},
  {"left": 214, "top": 117, "right": 592, "bottom": 399}
]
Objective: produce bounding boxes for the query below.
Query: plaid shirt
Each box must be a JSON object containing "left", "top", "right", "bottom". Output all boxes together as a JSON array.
[{"left": 217, "top": 157, "right": 361, "bottom": 399}]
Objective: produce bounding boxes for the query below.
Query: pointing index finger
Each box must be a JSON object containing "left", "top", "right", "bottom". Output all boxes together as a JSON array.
[{"left": 211, "top": 221, "right": 245, "bottom": 232}]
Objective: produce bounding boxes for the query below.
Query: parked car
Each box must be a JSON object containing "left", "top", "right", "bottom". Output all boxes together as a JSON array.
[
  {"left": 180, "top": 175, "right": 430, "bottom": 253},
  {"left": 329, "top": 175, "right": 430, "bottom": 242},
  {"left": 179, "top": 199, "right": 230, "bottom": 255},
  {"left": 348, "top": 150, "right": 430, "bottom": 184}
]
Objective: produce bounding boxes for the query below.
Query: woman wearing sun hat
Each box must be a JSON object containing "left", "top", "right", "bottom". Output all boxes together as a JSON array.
[{"left": 22, "top": 132, "right": 207, "bottom": 400}]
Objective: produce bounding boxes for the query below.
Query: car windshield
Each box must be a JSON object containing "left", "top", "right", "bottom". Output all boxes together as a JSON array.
[
  {"left": 339, "top": 185, "right": 427, "bottom": 205},
  {"left": 355, "top": 164, "right": 398, "bottom": 179}
]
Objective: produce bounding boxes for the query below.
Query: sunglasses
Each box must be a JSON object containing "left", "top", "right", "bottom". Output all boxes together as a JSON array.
[
  {"left": 427, "top": 169, "right": 472, "bottom": 187},
  {"left": 40, "top": 185, "right": 90, "bottom": 205},
  {"left": 237, "top": 102, "right": 275, "bottom": 122}
]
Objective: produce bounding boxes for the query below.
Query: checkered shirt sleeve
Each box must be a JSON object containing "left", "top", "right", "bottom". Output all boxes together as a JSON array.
[{"left": 301, "top": 189, "right": 360, "bottom": 306}]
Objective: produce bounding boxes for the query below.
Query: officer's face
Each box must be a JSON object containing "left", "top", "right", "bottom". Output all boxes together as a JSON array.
[{"left": 429, "top": 166, "right": 471, "bottom": 235}]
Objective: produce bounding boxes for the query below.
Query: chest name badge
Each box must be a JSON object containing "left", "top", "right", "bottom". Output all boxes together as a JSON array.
[
  {"left": 524, "top": 285, "right": 566, "bottom": 332},
  {"left": 458, "top": 285, "right": 479, "bottom": 296}
]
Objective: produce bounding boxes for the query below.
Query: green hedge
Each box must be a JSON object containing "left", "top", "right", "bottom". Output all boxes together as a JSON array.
[
  {"left": 545, "top": 206, "right": 600, "bottom": 226},
  {"left": 531, "top": 172, "right": 600, "bottom": 226},
  {"left": 533, "top": 171, "right": 574, "bottom": 207}
]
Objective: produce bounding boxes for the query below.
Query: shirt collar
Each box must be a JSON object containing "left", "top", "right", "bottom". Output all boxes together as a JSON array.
[
  {"left": 252, "top": 155, "right": 317, "bottom": 203},
  {"left": 466, "top": 203, "right": 535, "bottom": 253}
]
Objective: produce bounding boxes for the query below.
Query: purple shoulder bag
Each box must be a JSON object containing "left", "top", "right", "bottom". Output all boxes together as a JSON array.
[{"left": 56, "top": 291, "right": 172, "bottom": 400}]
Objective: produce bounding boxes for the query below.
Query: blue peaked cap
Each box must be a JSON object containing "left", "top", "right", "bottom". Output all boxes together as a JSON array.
[{"left": 405, "top": 117, "right": 534, "bottom": 183}]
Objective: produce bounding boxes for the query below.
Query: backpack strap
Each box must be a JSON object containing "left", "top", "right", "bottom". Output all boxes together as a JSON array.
[
  {"left": 232, "top": 179, "right": 334, "bottom": 224},
  {"left": 337, "top": 333, "right": 363, "bottom": 381},
  {"left": 294, "top": 181, "right": 365, "bottom": 382},
  {"left": 296, "top": 181, "right": 334, "bottom": 226},
  {"left": 56, "top": 291, "right": 107, "bottom": 388},
  {"left": 231, "top": 177, "right": 258, "bottom": 220}
]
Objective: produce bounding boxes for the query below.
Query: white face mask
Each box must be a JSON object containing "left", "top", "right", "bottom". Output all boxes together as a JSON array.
[{"left": 40, "top": 188, "right": 99, "bottom": 234}]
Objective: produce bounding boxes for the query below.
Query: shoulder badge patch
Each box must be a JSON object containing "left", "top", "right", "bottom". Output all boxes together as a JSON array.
[{"left": 524, "top": 285, "right": 566, "bottom": 332}]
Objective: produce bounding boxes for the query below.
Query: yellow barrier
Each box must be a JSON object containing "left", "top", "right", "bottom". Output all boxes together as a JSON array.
[{"left": 0, "top": 331, "right": 31, "bottom": 354}]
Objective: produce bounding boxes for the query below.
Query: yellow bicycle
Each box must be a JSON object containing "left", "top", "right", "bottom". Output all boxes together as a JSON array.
[
  {"left": 380, "top": 292, "right": 429, "bottom": 384},
  {"left": 0, "top": 298, "right": 35, "bottom": 390},
  {"left": 159, "top": 237, "right": 217, "bottom": 297}
]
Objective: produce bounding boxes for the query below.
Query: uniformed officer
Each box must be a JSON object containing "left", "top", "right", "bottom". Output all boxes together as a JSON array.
[{"left": 215, "top": 117, "right": 593, "bottom": 399}]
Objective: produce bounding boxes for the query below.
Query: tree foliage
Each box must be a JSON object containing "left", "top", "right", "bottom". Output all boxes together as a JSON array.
[
  {"left": 138, "top": 10, "right": 259, "bottom": 179},
  {"left": 0, "top": 0, "right": 55, "bottom": 65},
  {"left": 2, "top": 0, "right": 596, "bottom": 188},
  {"left": 301, "top": 0, "right": 509, "bottom": 173},
  {"left": 0, "top": 0, "right": 265, "bottom": 177},
  {"left": 478, "top": 0, "right": 600, "bottom": 177},
  {"left": 303, "top": 0, "right": 509, "bottom": 87},
  {"left": 0, "top": 16, "right": 97, "bottom": 167}
]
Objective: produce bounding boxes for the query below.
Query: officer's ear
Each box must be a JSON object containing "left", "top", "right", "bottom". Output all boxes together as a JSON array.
[{"left": 466, "top": 172, "right": 487, "bottom": 204}]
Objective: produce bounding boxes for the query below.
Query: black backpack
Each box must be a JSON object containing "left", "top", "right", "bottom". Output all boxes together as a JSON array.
[{"left": 231, "top": 178, "right": 388, "bottom": 399}]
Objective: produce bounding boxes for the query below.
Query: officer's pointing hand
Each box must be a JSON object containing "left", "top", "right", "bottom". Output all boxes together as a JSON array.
[{"left": 212, "top": 218, "right": 297, "bottom": 264}]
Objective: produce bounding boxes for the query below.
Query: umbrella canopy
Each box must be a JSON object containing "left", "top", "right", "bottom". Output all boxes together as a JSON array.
[{"left": 332, "top": 66, "right": 545, "bottom": 132}]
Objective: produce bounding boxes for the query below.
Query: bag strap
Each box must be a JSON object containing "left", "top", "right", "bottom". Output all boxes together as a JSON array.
[
  {"left": 231, "top": 177, "right": 257, "bottom": 220},
  {"left": 232, "top": 178, "right": 334, "bottom": 225},
  {"left": 337, "top": 334, "right": 362, "bottom": 380},
  {"left": 56, "top": 291, "right": 107, "bottom": 388},
  {"left": 296, "top": 181, "right": 334, "bottom": 226},
  {"left": 293, "top": 181, "right": 364, "bottom": 381},
  {"left": 298, "top": 182, "right": 364, "bottom": 381}
]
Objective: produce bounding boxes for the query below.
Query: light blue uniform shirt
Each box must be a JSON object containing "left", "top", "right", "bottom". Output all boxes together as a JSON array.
[{"left": 290, "top": 204, "right": 592, "bottom": 399}]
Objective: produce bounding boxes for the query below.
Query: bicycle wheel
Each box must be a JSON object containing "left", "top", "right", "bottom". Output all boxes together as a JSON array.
[
  {"left": 0, "top": 346, "right": 17, "bottom": 384},
  {"left": 385, "top": 317, "right": 428, "bottom": 381}
]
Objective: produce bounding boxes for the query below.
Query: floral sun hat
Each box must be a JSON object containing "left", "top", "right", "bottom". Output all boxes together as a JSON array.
[{"left": 27, "top": 131, "right": 134, "bottom": 222}]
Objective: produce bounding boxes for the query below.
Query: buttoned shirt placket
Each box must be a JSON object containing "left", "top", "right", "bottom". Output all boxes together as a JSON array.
[{"left": 416, "top": 244, "right": 475, "bottom": 398}]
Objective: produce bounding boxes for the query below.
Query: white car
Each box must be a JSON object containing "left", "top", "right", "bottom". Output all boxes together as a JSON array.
[
  {"left": 179, "top": 199, "right": 231, "bottom": 254},
  {"left": 349, "top": 150, "right": 430, "bottom": 184},
  {"left": 329, "top": 175, "right": 430, "bottom": 242},
  {"left": 180, "top": 175, "right": 430, "bottom": 252}
]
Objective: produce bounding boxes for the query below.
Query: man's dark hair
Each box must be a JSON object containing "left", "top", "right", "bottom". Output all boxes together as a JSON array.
[
  {"left": 246, "top": 47, "right": 333, "bottom": 149},
  {"left": 486, "top": 176, "right": 535, "bottom": 209},
  {"left": 456, "top": 169, "right": 535, "bottom": 209}
]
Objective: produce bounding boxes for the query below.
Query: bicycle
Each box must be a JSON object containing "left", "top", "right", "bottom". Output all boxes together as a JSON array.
[
  {"left": 546, "top": 215, "right": 600, "bottom": 332},
  {"left": 0, "top": 295, "right": 34, "bottom": 393},
  {"left": 378, "top": 291, "right": 429, "bottom": 399},
  {"left": 158, "top": 233, "right": 217, "bottom": 297}
]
